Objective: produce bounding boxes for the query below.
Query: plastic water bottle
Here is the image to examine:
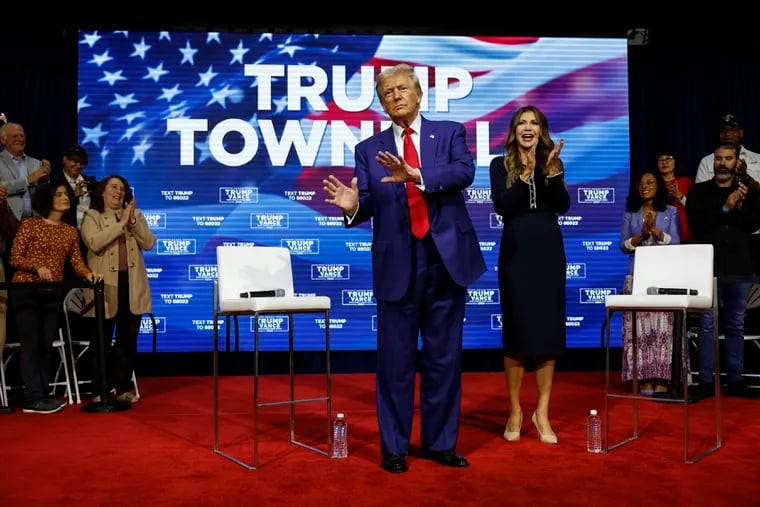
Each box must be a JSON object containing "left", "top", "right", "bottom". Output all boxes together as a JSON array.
[
  {"left": 587, "top": 409, "right": 603, "bottom": 454},
  {"left": 332, "top": 413, "right": 348, "bottom": 458}
]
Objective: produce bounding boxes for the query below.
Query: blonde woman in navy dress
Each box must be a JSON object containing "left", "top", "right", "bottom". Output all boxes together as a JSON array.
[{"left": 489, "top": 105, "right": 570, "bottom": 444}]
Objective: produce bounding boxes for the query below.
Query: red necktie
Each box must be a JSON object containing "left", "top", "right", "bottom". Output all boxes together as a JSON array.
[{"left": 403, "top": 127, "right": 430, "bottom": 239}]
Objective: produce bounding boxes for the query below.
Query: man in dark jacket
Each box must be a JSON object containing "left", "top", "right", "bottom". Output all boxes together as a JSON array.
[
  {"left": 687, "top": 141, "right": 760, "bottom": 399},
  {"left": 51, "top": 145, "right": 96, "bottom": 284},
  {"left": 51, "top": 144, "right": 96, "bottom": 229}
]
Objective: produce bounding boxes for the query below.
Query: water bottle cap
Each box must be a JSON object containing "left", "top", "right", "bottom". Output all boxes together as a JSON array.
[
  {"left": 590, "top": 409, "right": 598, "bottom": 415},
  {"left": 337, "top": 413, "right": 345, "bottom": 418}
]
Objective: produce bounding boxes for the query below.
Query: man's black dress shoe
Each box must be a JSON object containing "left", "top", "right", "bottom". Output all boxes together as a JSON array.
[
  {"left": 724, "top": 381, "right": 760, "bottom": 399},
  {"left": 421, "top": 449, "right": 469, "bottom": 467},
  {"left": 381, "top": 454, "right": 408, "bottom": 473},
  {"left": 0, "top": 406, "right": 13, "bottom": 414},
  {"left": 688, "top": 382, "right": 715, "bottom": 402}
]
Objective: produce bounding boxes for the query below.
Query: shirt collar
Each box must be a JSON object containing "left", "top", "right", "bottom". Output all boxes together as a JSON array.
[
  {"left": 65, "top": 173, "right": 83, "bottom": 184},
  {"left": 392, "top": 115, "right": 422, "bottom": 139}
]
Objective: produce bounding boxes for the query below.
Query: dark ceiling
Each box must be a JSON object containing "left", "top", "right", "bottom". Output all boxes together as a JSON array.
[
  {"left": 28, "top": 6, "right": 676, "bottom": 41},
  {"left": 17, "top": 6, "right": 757, "bottom": 46}
]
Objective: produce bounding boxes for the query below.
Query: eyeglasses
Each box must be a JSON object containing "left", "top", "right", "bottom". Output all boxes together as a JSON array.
[
  {"left": 637, "top": 179, "right": 658, "bottom": 188},
  {"left": 657, "top": 155, "right": 674, "bottom": 162}
]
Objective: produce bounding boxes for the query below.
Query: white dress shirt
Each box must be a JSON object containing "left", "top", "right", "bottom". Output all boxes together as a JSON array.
[{"left": 65, "top": 174, "right": 91, "bottom": 227}]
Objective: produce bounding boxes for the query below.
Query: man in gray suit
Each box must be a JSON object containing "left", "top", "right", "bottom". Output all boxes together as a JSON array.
[{"left": 0, "top": 122, "right": 51, "bottom": 220}]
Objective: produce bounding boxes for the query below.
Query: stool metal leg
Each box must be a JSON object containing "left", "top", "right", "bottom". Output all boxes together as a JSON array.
[
  {"left": 605, "top": 303, "right": 722, "bottom": 463},
  {"left": 214, "top": 306, "right": 331, "bottom": 469},
  {"left": 253, "top": 314, "right": 260, "bottom": 469},
  {"left": 289, "top": 313, "right": 295, "bottom": 443},
  {"left": 605, "top": 309, "right": 640, "bottom": 454},
  {"left": 324, "top": 310, "right": 332, "bottom": 458}
]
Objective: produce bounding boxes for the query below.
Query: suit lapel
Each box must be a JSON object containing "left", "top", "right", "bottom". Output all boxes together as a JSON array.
[
  {"left": 375, "top": 128, "right": 406, "bottom": 200},
  {"left": 0, "top": 151, "right": 19, "bottom": 178},
  {"left": 377, "top": 128, "right": 395, "bottom": 156},
  {"left": 418, "top": 119, "right": 436, "bottom": 172}
]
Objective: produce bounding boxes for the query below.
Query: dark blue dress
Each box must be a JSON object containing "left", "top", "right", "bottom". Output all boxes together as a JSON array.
[{"left": 489, "top": 156, "right": 571, "bottom": 356}]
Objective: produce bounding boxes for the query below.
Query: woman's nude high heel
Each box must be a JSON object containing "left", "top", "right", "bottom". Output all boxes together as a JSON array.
[
  {"left": 503, "top": 412, "right": 523, "bottom": 441},
  {"left": 532, "top": 411, "right": 558, "bottom": 444}
]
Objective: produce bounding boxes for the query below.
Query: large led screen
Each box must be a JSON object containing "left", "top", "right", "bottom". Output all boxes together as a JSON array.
[{"left": 77, "top": 31, "right": 629, "bottom": 352}]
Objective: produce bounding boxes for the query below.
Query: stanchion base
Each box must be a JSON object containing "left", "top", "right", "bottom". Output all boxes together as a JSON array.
[
  {"left": 80, "top": 399, "right": 131, "bottom": 413},
  {"left": 652, "top": 391, "right": 699, "bottom": 404}
]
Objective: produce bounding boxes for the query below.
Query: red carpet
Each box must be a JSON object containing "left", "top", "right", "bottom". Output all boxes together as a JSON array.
[{"left": 1, "top": 372, "right": 758, "bottom": 506}]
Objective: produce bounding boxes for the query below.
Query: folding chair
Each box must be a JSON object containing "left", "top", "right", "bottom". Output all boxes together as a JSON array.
[
  {"left": 1, "top": 285, "right": 72, "bottom": 406},
  {"left": 0, "top": 342, "right": 20, "bottom": 407},
  {"left": 50, "top": 330, "right": 74, "bottom": 402},
  {"left": 731, "top": 283, "right": 760, "bottom": 384},
  {"left": 61, "top": 288, "right": 140, "bottom": 404},
  {"left": 604, "top": 243, "right": 721, "bottom": 463},
  {"left": 1, "top": 335, "right": 73, "bottom": 406},
  {"left": 688, "top": 282, "right": 760, "bottom": 385},
  {"left": 212, "top": 245, "right": 332, "bottom": 469}
]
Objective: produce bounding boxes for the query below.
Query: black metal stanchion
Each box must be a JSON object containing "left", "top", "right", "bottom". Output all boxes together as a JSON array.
[{"left": 81, "top": 279, "right": 130, "bottom": 413}]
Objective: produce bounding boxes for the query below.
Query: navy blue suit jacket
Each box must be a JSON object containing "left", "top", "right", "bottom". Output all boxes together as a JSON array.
[{"left": 350, "top": 117, "right": 486, "bottom": 301}]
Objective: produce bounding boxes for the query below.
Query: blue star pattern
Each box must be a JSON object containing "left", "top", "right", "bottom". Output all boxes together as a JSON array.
[{"left": 77, "top": 30, "right": 630, "bottom": 352}]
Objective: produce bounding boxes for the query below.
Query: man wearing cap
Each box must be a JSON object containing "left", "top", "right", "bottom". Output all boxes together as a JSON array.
[
  {"left": 695, "top": 114, "right": 760, "bottom": 184},
  {"left": 696, "top": 115, "right": 760, "bottom": 279}
]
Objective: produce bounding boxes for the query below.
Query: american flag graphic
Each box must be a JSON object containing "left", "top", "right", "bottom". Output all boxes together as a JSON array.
[{"left": 78, "top": 30, "right": 630, "bottom": 352}]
